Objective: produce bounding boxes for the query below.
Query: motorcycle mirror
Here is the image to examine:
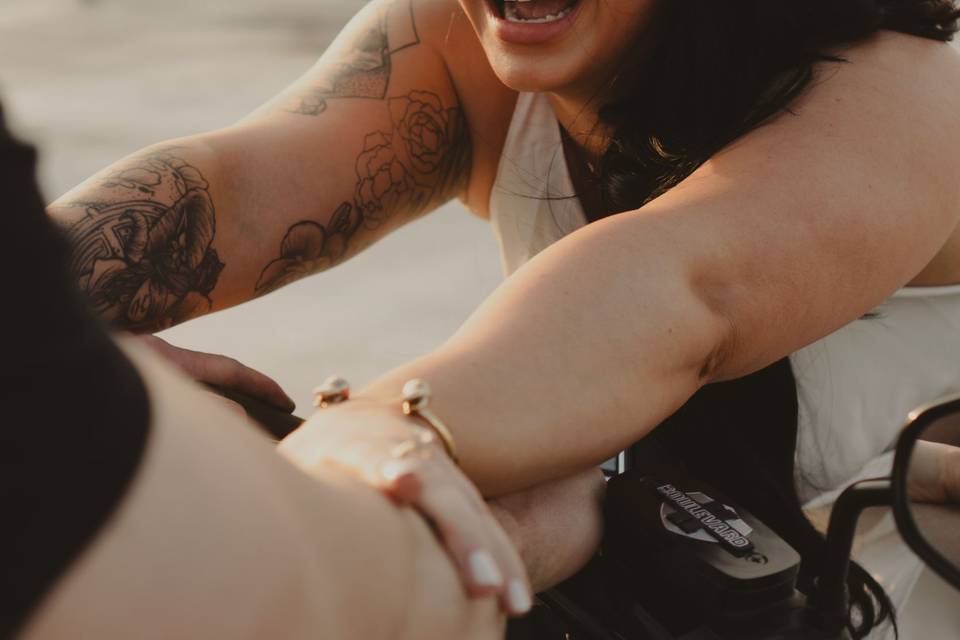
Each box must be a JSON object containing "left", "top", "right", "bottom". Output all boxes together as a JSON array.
[{"left": 891, "top": 392, "right": 960, "bottom": 590}]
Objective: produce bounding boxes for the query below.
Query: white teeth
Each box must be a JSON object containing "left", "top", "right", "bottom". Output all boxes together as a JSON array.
[{"left": 503, "top": 3, "right": 573, "bottom": 24}]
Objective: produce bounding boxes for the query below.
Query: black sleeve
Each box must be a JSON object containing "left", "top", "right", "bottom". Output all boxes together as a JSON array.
[{"left": 0, "top": 105, "right": 151, "bottom": 638}]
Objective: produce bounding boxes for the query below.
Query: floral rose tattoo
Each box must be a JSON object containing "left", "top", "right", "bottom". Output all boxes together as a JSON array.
[
  {"left": 255, "top": 90, "right": 470, "bottom": 295},
  {"left": 255, "top": 203, "right": 358, "bottom": 293},
  {"left": 391, "top": 91, "right": 454, "bottom": 175},
  {"left": 258, "top": 1, "right": 468, "bottom": 295},
  {"left": 66, "top": 152, "right": 224, "bottom": 331},
  {"left": 354, "top": 130, "right": 419, "bottom": 230}
]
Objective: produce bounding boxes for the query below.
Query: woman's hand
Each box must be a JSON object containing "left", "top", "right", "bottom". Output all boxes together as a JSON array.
[
  {"left": 277, "top": 402, "right": 532, "bottom": 616},
  {"left": 908, "top": 440, "right": 960, "bottom": 504},
  {"left": 489, "top": 468, "right": 606, "bottom": 593},
  {"left": 138, "top": 335, "right": 295, "bottom": 412}
]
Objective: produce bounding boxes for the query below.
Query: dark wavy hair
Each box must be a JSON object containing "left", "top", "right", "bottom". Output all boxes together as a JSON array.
[
  {"left": 595, "top": 0, "right": 960, "bottom": 213},
  {"left": 589, "top": 1, "right": 959, "bottom": 638}
]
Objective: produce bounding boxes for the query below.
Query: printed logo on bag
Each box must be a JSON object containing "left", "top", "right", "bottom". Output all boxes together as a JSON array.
[{"left": 656, "top": 483, "right": 755, "bottom": 557}]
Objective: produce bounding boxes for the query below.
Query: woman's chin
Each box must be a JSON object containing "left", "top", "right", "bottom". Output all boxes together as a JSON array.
[{"left": 486, "top": 53, "right": 584, "bottom": 94}]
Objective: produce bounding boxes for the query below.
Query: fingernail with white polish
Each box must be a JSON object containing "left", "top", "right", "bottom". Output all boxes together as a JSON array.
[
  {"left": 507, "top": 579, "right": 532, "bottom": 614},
  {"left": 380, "top": 459, "right": 416, "bottom": 482},
  {"left": 468, "top": 550, "right": 504, "bottom": 588}
]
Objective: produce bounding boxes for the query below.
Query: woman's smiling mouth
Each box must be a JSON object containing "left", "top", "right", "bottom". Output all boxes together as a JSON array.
[
  {"left": 502, "top": 0, "right": 578, "bottom": 23},
  {"left": 489, "top": 0, "right": 584, "bottom": 44}
]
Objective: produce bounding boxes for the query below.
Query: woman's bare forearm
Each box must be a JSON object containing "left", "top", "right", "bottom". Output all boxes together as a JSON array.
[{"left": 357, "top": 212, "right": 724, "bottom": 496}]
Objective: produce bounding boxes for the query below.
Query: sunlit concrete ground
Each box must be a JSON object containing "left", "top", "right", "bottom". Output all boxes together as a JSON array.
[{"left": 0, "top": 1, "right": 956, "bottom": 636}]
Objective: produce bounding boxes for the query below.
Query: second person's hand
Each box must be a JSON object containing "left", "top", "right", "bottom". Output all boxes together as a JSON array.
[{"left": 137, "top": 334, "right": 296, "bottom": 413}]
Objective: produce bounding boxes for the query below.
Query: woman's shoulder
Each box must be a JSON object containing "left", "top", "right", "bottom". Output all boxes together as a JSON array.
[
  {"left": 820, "top": 31, "right": 960, "bottom": 113},
  {"left": 413, "top": 0, "right": 519, "bottom": 218},
  {"left": 845, "top": 28, "right": 960, "bottom": 64},
  {"left": 814, "top": 32, "right": 960, "bottom": 285}
]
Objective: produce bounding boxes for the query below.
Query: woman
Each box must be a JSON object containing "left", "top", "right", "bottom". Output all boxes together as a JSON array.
[
  {"left": 45, "top": 0, "right": 960, "bottom": 637},
  {"left": 1, "top": 108, "right": 518, "bottom": 639},
  {"left": 8, "top": 125, "right": 957, "bottom": 640}
]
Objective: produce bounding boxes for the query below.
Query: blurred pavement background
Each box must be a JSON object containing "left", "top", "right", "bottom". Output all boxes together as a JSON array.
[{"left": 0, "top": 0, "right": 955, "bottom": 636}]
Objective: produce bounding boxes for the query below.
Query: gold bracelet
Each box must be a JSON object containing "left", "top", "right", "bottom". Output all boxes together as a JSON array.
[
  {"left": 313, "top": 375, "right": 350, "bottom": 408},
  {"left": 312, "top": 376, "right": 459, "bottom": 465},
  {"left": 401, "top": 379, "right": 459, "bottom": 465}
]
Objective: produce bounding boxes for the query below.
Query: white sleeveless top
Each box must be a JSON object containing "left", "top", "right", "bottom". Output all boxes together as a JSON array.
[{"left": 489, "top": 92, "right": 960, "bottom": 630}]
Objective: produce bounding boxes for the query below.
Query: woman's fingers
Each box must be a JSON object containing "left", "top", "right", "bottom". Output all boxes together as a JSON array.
[
  {"left": 280, "top": 410, "right": 532, "bottom": 615},
  {"left": 910, "top": 441, "right": 960, "bottom": 504},
  {"left": 138, "top": 335, "right": 295, "bottom": 411},
  {"left": 381, "top": 451, "right": 532, "bottom": 616},
  {"left": 200, "top": 353, "right": 295, "bottom": 412}
]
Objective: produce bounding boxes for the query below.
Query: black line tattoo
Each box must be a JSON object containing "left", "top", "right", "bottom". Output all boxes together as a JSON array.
[
  {"left": 64, "top": 151, "right": 224, "bottom": 331},
  {"left": 256, "top": 89, "right": 470, "bottom": 295},
  {"left": 255, "top": 203, "right": 359, "bottom": 294},
  {"left": 286, "top": 0, "right": 420, "bottom": 116}
]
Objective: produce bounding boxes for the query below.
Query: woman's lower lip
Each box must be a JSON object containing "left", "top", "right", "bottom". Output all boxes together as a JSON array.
[{"left": 488, "top": 1, "right": 583, "bottom": 46}]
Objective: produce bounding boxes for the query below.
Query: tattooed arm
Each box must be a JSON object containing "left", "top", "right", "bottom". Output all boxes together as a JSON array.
[
  {"left": 49, "top": 147, "right": 226, "bottom": 331},
  {"left": 48, "top": 0, "right": 470, "bottom": 331}
]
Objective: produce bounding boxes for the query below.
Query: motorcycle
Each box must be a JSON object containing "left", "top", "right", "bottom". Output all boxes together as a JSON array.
[
  {"left": 507, "top": 393, "right": 960, "bottom": 640},
  {"left": 224, "top": 386, "right": 960, "bottom": 640}
]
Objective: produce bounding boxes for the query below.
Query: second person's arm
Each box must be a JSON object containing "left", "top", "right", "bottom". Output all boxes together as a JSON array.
[{"left": 47, "top": 0, "right": 470, "bottom": 332}]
